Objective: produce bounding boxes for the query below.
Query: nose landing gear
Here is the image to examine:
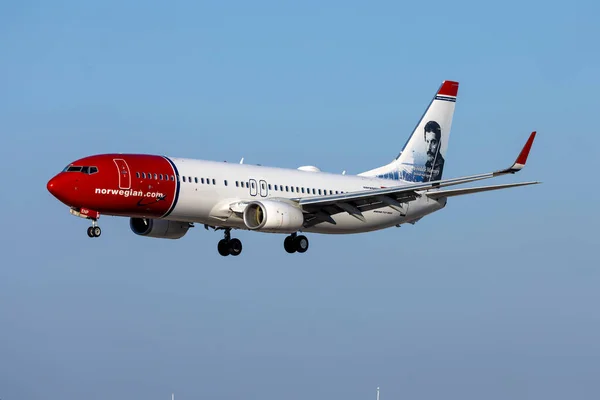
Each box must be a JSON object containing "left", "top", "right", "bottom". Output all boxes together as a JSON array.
[
  {"left": 88, "top": 219, "right": 102, "bottom": 238},
  {"left": 87, "top": 224, "right": 102, "bottom": 238},
  {"left": 69, "top": 208, "right": 102, "bottom": 238}
]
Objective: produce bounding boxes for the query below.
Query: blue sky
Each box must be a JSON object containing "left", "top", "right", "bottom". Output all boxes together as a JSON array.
[{"left": 1, "top": 0, "right": 599, "bottom": 399}]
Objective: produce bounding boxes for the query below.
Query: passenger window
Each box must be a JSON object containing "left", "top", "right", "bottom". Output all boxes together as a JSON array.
[
  {"left": 136, "top": 172, "right": 140, "bottom": 178},
  {"left": 285, "top": 186, "right": 289, "bottom": 192},
  {"left": 290, "top": 186, "right": 294, "bottom": 193},
  {"left": 142, "top": 172, "right": 146, "bottom": 179},
  {"left": 201, "top": 178, "right": 205, "bottom": 184},
  {"left": 318, "top": 189, "right": 322, "bottom": 195},
  {"left": 170, "top": 175, "right": 174, "bottom": 181},
  {"left": 268, "top": 184, "right": 272, "bottom": 190},
  {"left": 212, "top": 179, "right": 216, "bottom": 185},
  {"left": 251, "top": 182, "right": 255, "bottom": 189},
  {"left": 224, "top": 180, "right": 228, "bottom": 186},
  {"left": 159, "top": 174, "right": 163, "bottom": 180},
  {"left": 312, "top": 189, "right": 315, "bottom": 194},
  {"left": 329, "top": 190, "right": 333, "bottom": 195},
  {"left": 183, "top": 176, "right": 186, "bottom": 182},
  {"left": 236, "top": 181, "right": 239, "bottom": 187},
  {"left": 153, "top": 173, "right": 157, "bottom": 179},
  {"left": 301, "top": 188, "right": 305, "bottom": 193}
]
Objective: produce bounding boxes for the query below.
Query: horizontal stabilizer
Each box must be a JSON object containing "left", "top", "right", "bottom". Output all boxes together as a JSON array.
[{"left": 426, "top": 181, "right": 540, "bottom": 199}]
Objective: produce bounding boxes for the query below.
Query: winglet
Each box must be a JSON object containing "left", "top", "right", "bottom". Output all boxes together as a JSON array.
[{"left": 504, "top": 131, "right": 536, "bottom": 173}]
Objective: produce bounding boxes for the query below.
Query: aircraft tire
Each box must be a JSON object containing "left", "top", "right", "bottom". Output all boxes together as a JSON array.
[
  {"left": 229, "top": 238, "right": 242, "bottom": 256},
  {"left": 294, "top": 235, "right": 309, "bottom": 253},
  {"left": 284, "top": 236, "right": 296, "bottom": 253},
  {"left": 218, "top": 239, "right": 230, "bottom": 256}
]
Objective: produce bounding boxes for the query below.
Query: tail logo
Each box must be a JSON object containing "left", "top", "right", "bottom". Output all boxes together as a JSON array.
[
  {"left": 358, "top": 80, "right": 458, "bottom": 183},
  {"left": 398, "top": 120, "right": 446, "bottom": 182},
  {"left": 423, "top": 120, "right": 445, "bottom": 182}
]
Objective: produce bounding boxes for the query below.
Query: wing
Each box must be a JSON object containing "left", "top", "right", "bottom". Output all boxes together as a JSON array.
[
  {"left": 298, "top": 131, "right": 538, "bottom": 226},
  {"left": 425, "top": 181, "right": 540, "bottom": 199}
]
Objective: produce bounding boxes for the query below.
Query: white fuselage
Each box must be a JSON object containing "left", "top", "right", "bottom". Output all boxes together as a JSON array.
[{"left": 162, "top": 157, "right": 446, "bottom": 234}]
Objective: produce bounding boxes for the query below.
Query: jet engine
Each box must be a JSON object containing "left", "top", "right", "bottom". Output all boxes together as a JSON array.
[
  {"left": 243, "top": 200, "right": 304, "bottom": 233},
  {"left": 129, "top": 217, "right": 190, "bottom": 239}
]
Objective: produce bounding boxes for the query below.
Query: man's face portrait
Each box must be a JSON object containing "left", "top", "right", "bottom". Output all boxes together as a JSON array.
[{"left": 425, "top": 130, "right": 440, "bottom": 161}]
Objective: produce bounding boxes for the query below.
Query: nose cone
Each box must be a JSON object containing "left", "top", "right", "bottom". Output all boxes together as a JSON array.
[
  {"left": 47, "top": 175, "right": 60, "bottom": 197},
  {"left": 47, "top": 173, "right": 73, "bottom": 205}
]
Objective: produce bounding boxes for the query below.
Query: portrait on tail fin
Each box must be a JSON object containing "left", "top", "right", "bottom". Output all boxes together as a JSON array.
[
  {"left": 424, "top": 120, "right": 444, "bottom": 182},
  {"left": 357, "top": 80, "right": 457, "bottom": 183}
]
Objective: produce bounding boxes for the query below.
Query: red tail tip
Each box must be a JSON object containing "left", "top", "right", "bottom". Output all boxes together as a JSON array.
[{"left": 438, "top": 80, "right": 459, "bottom": 97}]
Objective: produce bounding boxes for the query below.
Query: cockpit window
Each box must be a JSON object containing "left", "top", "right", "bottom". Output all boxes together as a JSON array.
[{"left": 63, "top": 165, "right": 99, "bottom": 174}]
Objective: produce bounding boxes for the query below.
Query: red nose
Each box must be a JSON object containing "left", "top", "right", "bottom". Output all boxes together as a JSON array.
[
  {"left": 46, "top": 177, "right": 57, "bottom": 197},
  {"left": 47, "top": 175, "right": 59, "bottom": 197},
  {"left": 47, "top": 173, "right": 73, "bottom": 205}
]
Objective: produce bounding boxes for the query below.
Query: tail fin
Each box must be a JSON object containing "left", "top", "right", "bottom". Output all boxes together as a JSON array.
[{"left": 359, "top": 80, "right": 459, "bottom": 182}]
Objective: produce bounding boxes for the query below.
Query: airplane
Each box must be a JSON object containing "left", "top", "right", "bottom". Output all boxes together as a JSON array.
[{"left": 46, "top": 80, "right": 539, "bottom": 256}]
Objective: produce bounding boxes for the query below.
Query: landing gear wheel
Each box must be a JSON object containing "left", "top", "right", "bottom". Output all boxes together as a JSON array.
[
  {"left": 229, "top": 238, "right": 242, "bottom": 256},
  {"left": 87, "top": 226, "right": 101, "bottom": 238},
  {"left": 216, "top": 228, "right": 243, "bottom": 257},
  {"left": 92, "top": 226, "right": 101, "bottom": 237},
  {"left": 294, "top": 235, "right": 309, "bottom": 253},
  {"left": 218, "top": 239, "right": 230, "bottom": 256},
  {"left": 284, "top": 236, "right": 296, "bottom": 253}
]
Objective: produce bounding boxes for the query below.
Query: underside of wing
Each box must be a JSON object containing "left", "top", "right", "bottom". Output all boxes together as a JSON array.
[{"left": 425, "top": 181, "right": 540, "bottom": 199}]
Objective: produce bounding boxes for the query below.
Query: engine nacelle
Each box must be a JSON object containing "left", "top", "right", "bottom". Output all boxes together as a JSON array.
[
  {"left": 129, "top": 218, "right": 190, "bottom": 239},
  {"left": 243, "top": 200, "right": 304, "bottom": 233}
]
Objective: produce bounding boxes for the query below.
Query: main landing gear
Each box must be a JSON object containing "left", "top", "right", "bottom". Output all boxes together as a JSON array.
[
  {"left": 217, "top": 228, "right": 242, "bottom": 257},
  {"left": 284, "top": 233, "right": 309, "bottom": 254},
  {"left": 86, "top": 220, "right": 101, "bottom": 238}
]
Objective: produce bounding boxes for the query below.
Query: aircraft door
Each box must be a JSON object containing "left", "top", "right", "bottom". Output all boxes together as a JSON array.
[
  {"left": 249, "top": 179, "right": 258, "bottom": 196},
  {"left": 259, "top": 180, "right": 268, "bottom": 197},
  {"left": 113, "top": 159, "right": 131, "bottom": 189}
]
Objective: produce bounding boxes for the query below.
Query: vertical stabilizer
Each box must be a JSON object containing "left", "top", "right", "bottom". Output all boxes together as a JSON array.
[{"left": 359, "top": 80, "right": 459, "bottom": 182}]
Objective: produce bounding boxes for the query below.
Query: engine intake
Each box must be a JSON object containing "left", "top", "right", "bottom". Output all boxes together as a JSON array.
[
  {"left": 130, "top": 218, "right": 190, "bottom": 239},
  {"left": 243, "top": 200, "right": 304, "bottom": 233}
]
